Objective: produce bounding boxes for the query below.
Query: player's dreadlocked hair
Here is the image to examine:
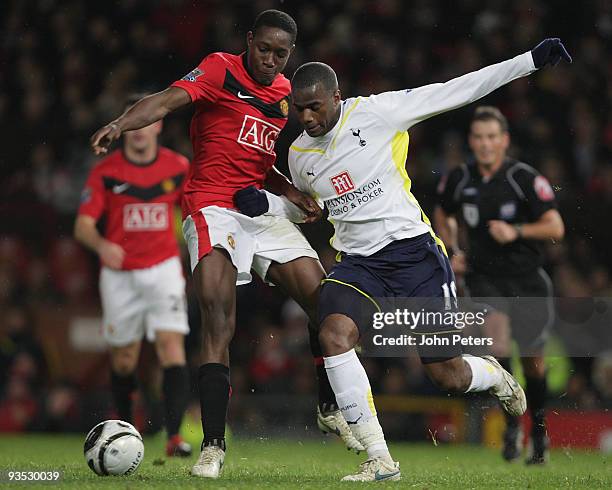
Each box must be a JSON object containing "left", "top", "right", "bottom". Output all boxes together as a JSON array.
[
  {"left": 472, "top": 106, "right": 509, "bottom": 132},
  {"left": 291, "top": 62, "right": 338, "bottom": 94},
  {"left": 253, "top": 10, "right": 297, "bottom": 44}
]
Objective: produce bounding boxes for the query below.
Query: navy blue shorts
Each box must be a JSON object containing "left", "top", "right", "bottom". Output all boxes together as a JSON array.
[{"left": 319, "top": 233, "right": 462, "bottom": 362}]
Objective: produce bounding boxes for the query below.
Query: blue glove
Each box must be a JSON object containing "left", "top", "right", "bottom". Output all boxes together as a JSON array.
[
  {"left": 531, "top": 38, "right": 572, "bottom": 68},
  {"left": 233, "top": 185, "right": 269, "bottom": 217}
]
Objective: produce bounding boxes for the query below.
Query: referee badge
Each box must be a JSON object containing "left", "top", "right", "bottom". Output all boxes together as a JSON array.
[
  {"left": 462, "top": 203, "right": 479, "bottom": 227},
  {"left": 500, "top": 201, "right": 517, "bottom": 220}
]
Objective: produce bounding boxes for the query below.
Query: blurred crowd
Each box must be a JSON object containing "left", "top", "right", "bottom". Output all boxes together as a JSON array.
[{"left": 1, "top": 0, "right": 611, "bottom": 433}]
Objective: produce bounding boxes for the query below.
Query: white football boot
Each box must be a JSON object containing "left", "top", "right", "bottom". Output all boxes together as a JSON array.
[
  {"left": 317, "top": 407, "right": 365, "bottom": 453},
  {"left": 341, "top": 457, "right": 401, "bottom": 482},
  {"left": 191, "top": 445, "right": 225, "bottom": 478},
  {"left": 483, "top": 356, "right": 527, "bottom": 417}
]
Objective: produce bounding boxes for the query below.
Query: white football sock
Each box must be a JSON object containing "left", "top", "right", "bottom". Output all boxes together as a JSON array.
[
  {"left": 324, "top": 349, "right": 392, "bottom": 462},
  {"left": 463, "top": 355, "right": 503, "bottom": 392}
]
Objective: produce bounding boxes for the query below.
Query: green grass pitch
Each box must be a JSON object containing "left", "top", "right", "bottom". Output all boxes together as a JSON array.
[{"left": 0, "top": 434, "right": 610, "bottom": 488}]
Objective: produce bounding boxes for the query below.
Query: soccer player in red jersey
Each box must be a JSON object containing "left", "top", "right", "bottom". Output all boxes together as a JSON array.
[
  {"left": 75, "top": 94, "right": 192, "bottom": 458},
  {"left": 90, "top": 11, "right": 361, "bottom": 477}
]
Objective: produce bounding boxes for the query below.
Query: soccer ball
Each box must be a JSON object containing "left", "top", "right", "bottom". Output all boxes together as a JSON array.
[{"left": 83, "top": 420, "right": 144, "bottom": 476}]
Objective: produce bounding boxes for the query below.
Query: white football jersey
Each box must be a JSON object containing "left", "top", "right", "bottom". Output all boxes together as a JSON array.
[{"left": 285, "top": 52, "right": 536, "bottom": 256}]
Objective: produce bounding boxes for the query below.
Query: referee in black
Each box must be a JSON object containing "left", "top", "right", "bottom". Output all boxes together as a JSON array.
[{"left": 434, "top": 106, "right": 564, "bottom": 465}]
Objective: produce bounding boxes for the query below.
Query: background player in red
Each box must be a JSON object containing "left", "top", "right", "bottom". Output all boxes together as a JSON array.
[
  {"left": 75, "top": 94, "right": 192, "bottom": 457},
  {"left": 90, "top": 10, "right": 361, "bottom": 478}
]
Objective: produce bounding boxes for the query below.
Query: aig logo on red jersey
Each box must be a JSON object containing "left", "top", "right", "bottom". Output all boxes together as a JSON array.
[
  {"left": 330, "top": 171, "right": 355, "bottom": 196},
  {"left": 237, "top": 115, "right": 280, "bottom": 155},
  {"left": 123, "top": 203, "right": 169, "bottom": 231}
]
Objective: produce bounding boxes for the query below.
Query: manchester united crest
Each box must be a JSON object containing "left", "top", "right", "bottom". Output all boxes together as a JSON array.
[
  {"left": 280, "top": 98, "right": 289, "bottom": 117},
  {"left": 161, "top": 179, "right": 176, "bottom": 193}
]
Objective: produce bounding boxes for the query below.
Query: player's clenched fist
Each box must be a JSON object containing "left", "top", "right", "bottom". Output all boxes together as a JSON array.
[
  {"left": 233, "top": 186, "right": 269, "bottom": 217},
  {"left": 450, "top": 250, "right": 467, "bottom": 276},
  {"left": 91, "top": 123, "right": 122, "bottom": 155},
  {"left": 488, "top": 220, "right": 519, "bottom": 244},
  {"left": 531, "top": 38, "right": 572, "bottom": 68},
  {"left": 96, "top": 239, "right": 126, "bottom": 269},
  {"left": 284, "top": 186, "right": 323, "bottom": 223}
]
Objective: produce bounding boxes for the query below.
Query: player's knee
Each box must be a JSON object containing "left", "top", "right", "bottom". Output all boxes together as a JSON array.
[{"left": 318, "top": 315, "right": 359, "bottom": 356}]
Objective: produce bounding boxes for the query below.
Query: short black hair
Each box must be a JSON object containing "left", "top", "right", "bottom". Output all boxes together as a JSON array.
[
  {"left": 253, "top": 10, "right": 297, "bottom": 44},
  {"left": 471, "top": 106, "right": 509, "bottom": 132},
  {"left": 292, "top": 62, "right": 338, "bottom": 94}
]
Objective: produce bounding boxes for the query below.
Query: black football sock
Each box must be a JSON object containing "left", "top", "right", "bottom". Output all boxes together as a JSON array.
[
  {"left": 111, "top": 370, "right": 137, "bottom": 423},
  {"left": 162, "top": 365, "right": 190, "bottom": 438},
  {"left": 498, "top": 358, "right": 519, "bottom": 429},
  {"left": 525, "top": 374, "right": 547, "bottom": 437},
  {"left": 308, "top": 323, "right": 337, "bottom": 412},
  {"left": 198, "top": 363, "right": 230, "bottom": 450}
]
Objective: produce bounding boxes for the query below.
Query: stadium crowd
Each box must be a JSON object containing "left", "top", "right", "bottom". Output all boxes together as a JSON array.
[{"left": 1, "top": 0, "right": 611, "bottom": 433}]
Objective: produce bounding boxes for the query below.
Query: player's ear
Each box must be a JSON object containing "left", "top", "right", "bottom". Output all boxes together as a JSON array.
[
  {"left": 333, "top": 89, "right": 342, "bottom": 105},
  {"left": 246, "top": 31, "right": 254, "bottom": 48},
  {"left": 501, "top": 131, "right": 510, "bottom": 148}
]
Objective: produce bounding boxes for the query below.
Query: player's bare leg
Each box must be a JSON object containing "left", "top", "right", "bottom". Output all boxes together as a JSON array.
[
  {"left": 423, "top": 354, "right": 527, "bottom": 416},
  {"left": 191, "top": 248, "right": 237, "bottom": 478},
  {"left": 155, "top": 331, "right": 191, "bottom": 457},
  {"left": 318, "top": 314, "right": 400, "bottom": 482},
  {"left": 521, "top": 354, "right": 549, "bottom": 465},
  {"left": 266, "top": 258, "right": 364, "bottom": 454},
  {"left": 109, "top": 341, "right": 141, "bottom": 423}
]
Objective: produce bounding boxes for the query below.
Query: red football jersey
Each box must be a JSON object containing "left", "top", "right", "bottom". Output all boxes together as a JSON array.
[
  {"left": 171, "top": 52, "right": 291, "bottom": 217},
  {"left": 78, "top": 147, "right": 189, "bottom": 270}
]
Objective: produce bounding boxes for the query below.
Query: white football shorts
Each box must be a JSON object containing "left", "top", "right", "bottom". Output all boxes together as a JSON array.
[
  {"left": 99, "top": 255, "right": 189, "bottom": 347},
  {"left": 182, "top": 205, "right": 318, "bottom": 285}
]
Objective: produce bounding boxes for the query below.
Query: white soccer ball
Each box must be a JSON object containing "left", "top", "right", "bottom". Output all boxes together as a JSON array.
[{"left": 83, "top": 420, "right": 144, "bottom": 476}]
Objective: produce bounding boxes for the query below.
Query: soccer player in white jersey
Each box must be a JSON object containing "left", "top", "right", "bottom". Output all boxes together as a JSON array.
[{"left": 234, "top": 38, "right": 571, "bottom": 482}]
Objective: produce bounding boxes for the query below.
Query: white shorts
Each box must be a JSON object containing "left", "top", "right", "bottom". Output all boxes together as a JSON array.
[
  {"left": 100, "top": 256, "right": 189, "bottom": 347},
  {"left": 183, "top": 205, "right": 318, "bottom": 285}
]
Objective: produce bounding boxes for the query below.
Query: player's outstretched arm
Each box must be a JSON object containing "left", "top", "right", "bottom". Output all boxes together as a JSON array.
[
  {"left": 233, "top": 186, "right": 319, "bottom": 223},
  {"left": 90, "top": 87, "right": 191, "bottom": 155},
  {"left": 383, "top": 38, "right": 571, "bottom": 130}
]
